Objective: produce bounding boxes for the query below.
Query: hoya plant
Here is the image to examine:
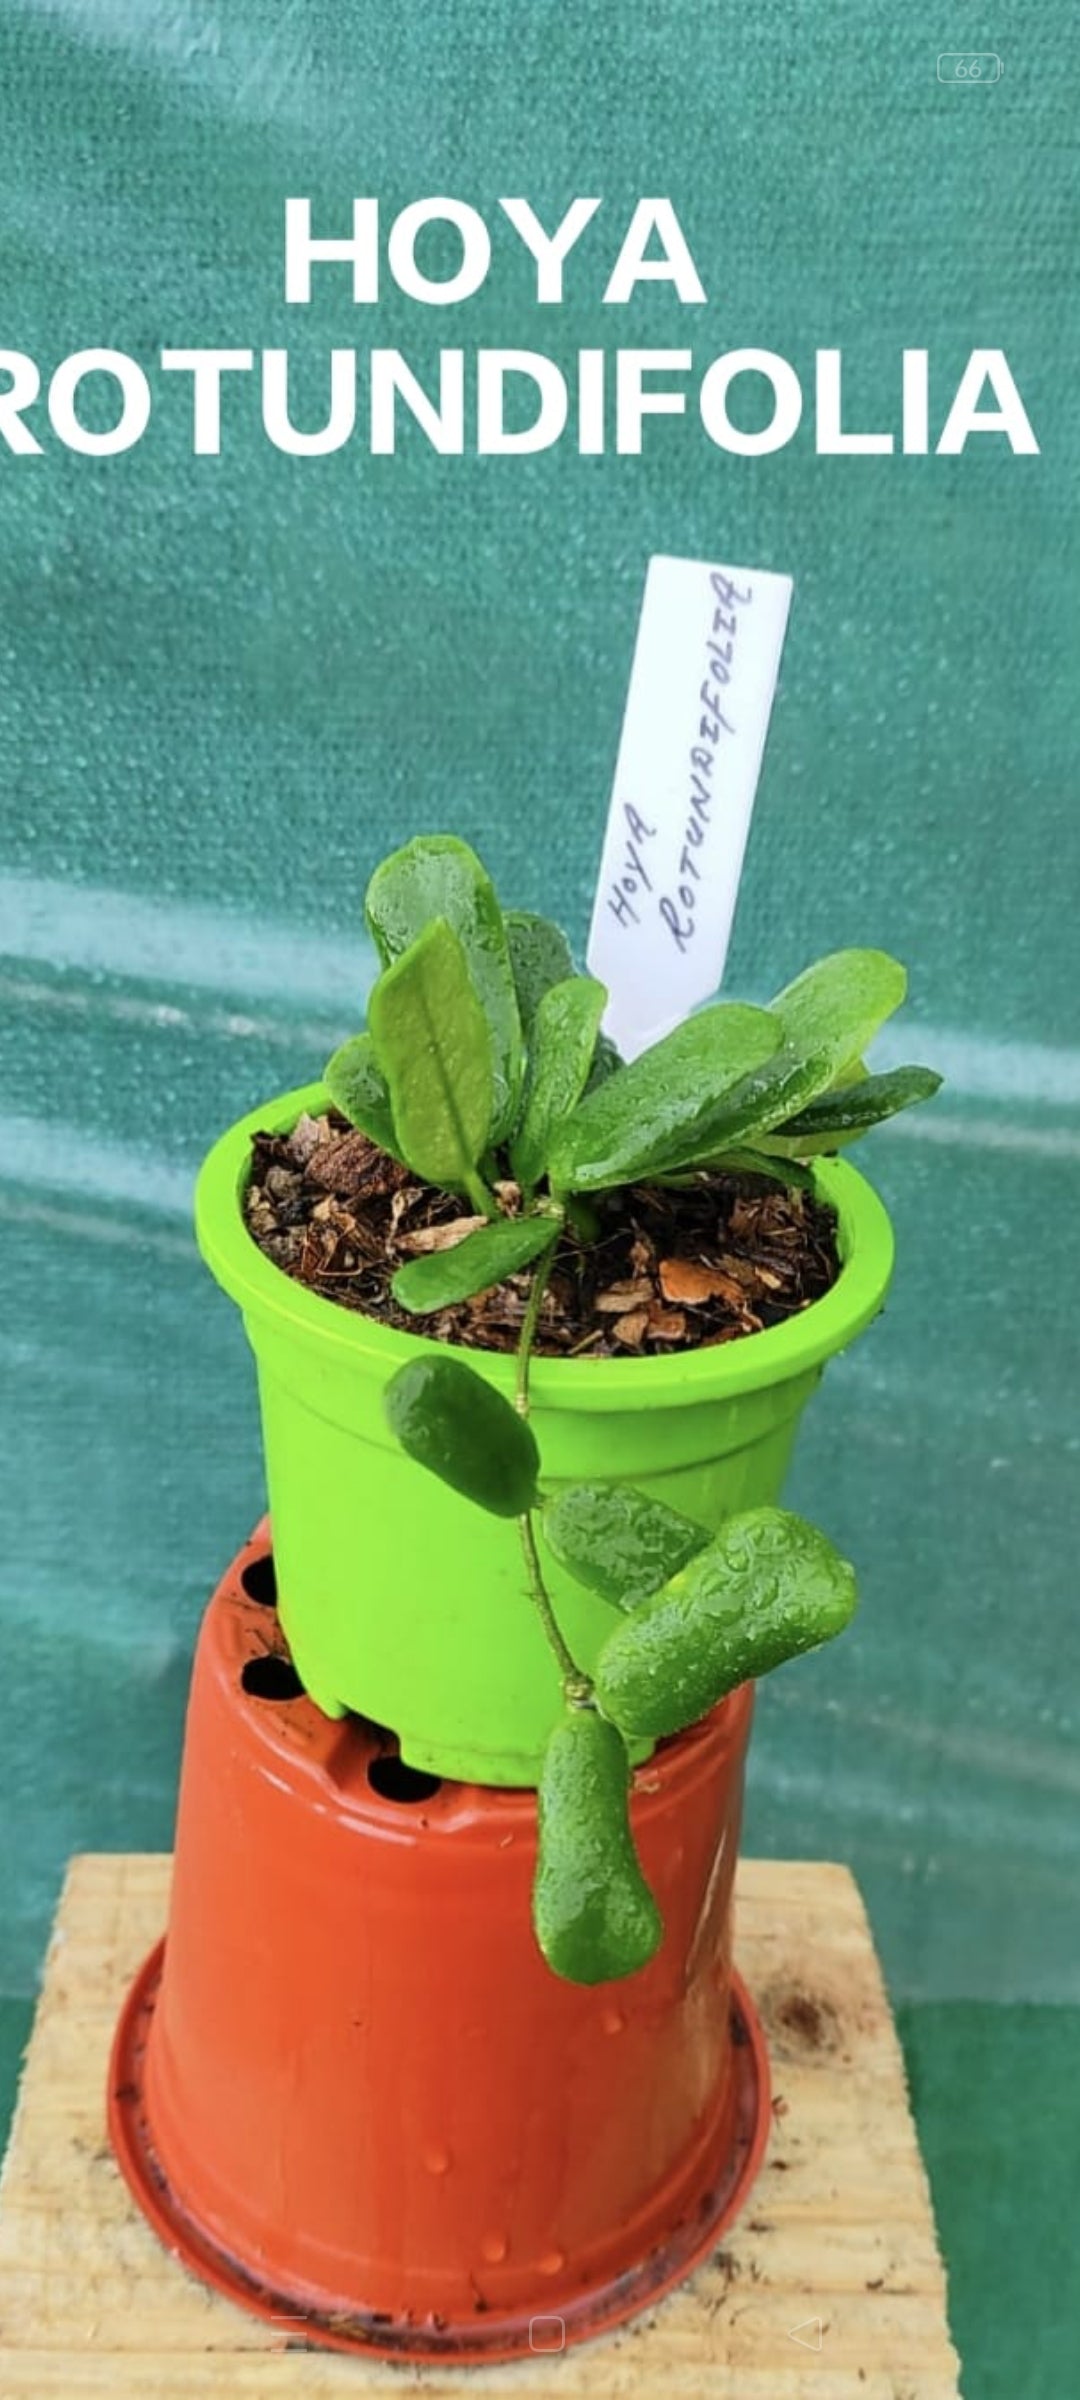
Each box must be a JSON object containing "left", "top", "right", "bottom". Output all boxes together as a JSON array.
[{"left": 323, "top": 833, "right": 940, "bottom": 1986}]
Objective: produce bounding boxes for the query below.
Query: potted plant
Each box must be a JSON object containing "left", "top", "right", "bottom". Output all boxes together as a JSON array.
[{"left": 108, "top": 833, "right": 939, "bottom": 2361}]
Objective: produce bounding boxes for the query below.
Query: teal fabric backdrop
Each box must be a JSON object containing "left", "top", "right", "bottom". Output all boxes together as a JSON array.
[{"left": 1, "top": 7, "right": 1077, "bottom": 2391}]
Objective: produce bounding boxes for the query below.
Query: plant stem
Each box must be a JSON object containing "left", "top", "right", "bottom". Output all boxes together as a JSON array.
[
  {"left": 465, "top": 1167, "right": 501, "bottom": 1217},
  {"left": 518, "top": 1509, "right": 590, "bottom": 1698},
  {"left": 515, "top": 1235, "right": 557, "bottom": 1416},
  {"left": 513, "top": 1227, "right": 593, "bottom": 1705}
]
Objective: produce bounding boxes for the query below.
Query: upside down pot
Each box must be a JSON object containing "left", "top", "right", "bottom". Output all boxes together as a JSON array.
[
  {"left": 194, "top": 1083, "right": 895, "bottom": 1784},
  {"left": 109, "top": 1527, "right": 771, "bottom": 2361}
]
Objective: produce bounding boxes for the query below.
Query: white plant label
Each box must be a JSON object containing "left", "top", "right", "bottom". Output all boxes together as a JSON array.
[{"left": 587, "top": 553, "right": 793, "bottom": 1060}]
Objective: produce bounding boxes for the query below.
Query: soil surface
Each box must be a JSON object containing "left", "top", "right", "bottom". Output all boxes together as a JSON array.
[{"left": 244, "top": 1112, "right": 841, "bottom": 1360}]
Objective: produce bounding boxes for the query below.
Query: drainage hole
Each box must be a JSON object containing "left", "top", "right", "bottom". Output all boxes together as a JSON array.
[
  {"left": 367, "top": 1756, "right": 442, "bottom": 1805},
  {"left": 241, "top": 1654, "right": 304, "bottom": 1702},
  {"left": 240, "top": 1552, "right": 278, "bottom": 1607}
]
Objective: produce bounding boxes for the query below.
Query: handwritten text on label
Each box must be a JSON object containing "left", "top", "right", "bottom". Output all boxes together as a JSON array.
[{"left": 587, "top": 556, "right": 792, "bottom": 1059}]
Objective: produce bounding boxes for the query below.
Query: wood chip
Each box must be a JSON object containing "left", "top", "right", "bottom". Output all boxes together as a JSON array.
[
  {"left": 288, "top": 1111, "right": 326, "bottom": 1165},
  {"left": 658, "top": 1257, "right": 747, "bottom": 1308},
  {"left": 612, "top": 1307, "right": 650, "bottom": 1348},
  {"left": 397, "top": 1216, "right": 486, "bottom": 1255},
  {"left": 595, "top": 1281, "right": 652, "bottom": 1313},
  {"left": 647, "top": 1307, "right": 687, "bottom": 1341},
  {"left": 306, "top": 1131, "right": 381, "bottom": 1192}
]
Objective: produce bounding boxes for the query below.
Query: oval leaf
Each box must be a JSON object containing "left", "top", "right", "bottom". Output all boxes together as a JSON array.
[
  {"left": 542, "top": 1482, "right": 710, "bottom": 1612},
  {"left": 773, "top": 948, "right": 907, "bottom": 1058},
  {"left": 504, "top": 909, "right": 576, "bottom": 1034},
  {"left": 383, "top": 1354, "right": 539, "bottom": 1518},
  {"left": 323, "top": 1032, "right": 403, "bottom": 1159},
  {"left": 763, "top": 1064, "right": 943, "bottom": 1155},
  {"left": 533, "top": 1710, "right": 662, "bottom": 1985},
  {"left": 511, "top": 976, "right": 608, "bottom": 1192},
  {"left": 392, "top": 1213, "right": 559, "bottom": 1314},
  {"left": 547, "top": 1002, "right": 782, "bottom": 1193},
  {"left": 366, "top": 837, "right": 523, "bottom": 1143},
  {"left": 367, "top": 919, "right": 494, "bottom": 1193},
  {"left": 695, "top": 950, "right": 911, "bottom": 1160},
  {"left": 594, "top": 1506, "right": 858, "bottom": 1739}
]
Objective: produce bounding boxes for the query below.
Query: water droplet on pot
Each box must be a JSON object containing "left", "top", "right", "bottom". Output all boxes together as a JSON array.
[
  {"left": 601, "top": 2005, "right": 625, "bottom": 2036},
  {"left": 480, "top": 2232, "right": 508, "bottom": 2264},
  {"left": 422, "top": 2142, "right": 451, "bottom": 2176},
  {"left": 539, "top": 2248, "right": 566, "bottom": 2276}
]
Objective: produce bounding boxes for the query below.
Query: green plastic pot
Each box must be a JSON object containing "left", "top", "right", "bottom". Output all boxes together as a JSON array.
[{"left": 196, "top": 1083, "right": 894, "bottom": 1785}]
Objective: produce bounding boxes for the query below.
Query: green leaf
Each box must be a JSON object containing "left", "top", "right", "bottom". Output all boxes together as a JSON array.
[
  {"left": 366, "top": 837, "right": 524, "bottom": 1143},
  {"left": 774, "top": 948, "right": 907, "bottom": 1057},
  {"left": 323, "top": 1032, "right": 403, "bottom": 1159},
  {"left": 594, "top": 1507, "right": 858, "bottom": 1740},
  {"left": 584, "top": 1029, "right": 622, "bottom": 1095},
  {"left": 383, "top": 1354, "right": 539, "bottom": 1518},
  {"left": 761, "top": 1064, "right": 943, "bottom": 1156},
  {"left": 367, "top": 920, "right": 494, "bottom": 1193},
  {"left": 693, "top": 950, "right": 911, "bottom": 1161},
  {"left": 392, "top": 1213, "right": 559, "bottom": 1313},
  {"left": 542, "top": 1483, "right": 710, "bottom": 1613},
  {"left": 533, "top": 1710, "right": 662, "bottom": 1985},
  {"left": 547, "top": 1003, "right": 782, "bottom": 1193},
  {"left": 504, "top": 910, "right": 576, "bottom": 1034},
  {"left": 686, "top": 1146, "right": 815, "bottom": 1193},
  {"left": 511, "top": 977, "right": 608, "bottom": 1192}
]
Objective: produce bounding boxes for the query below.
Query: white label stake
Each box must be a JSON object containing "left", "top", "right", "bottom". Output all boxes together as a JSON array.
[{"left": 587, "top": 554, "right": 793, "bottom": 1060}]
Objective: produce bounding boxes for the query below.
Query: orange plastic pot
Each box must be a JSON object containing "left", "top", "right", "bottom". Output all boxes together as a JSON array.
[{"left": 109, "top": 1524, "right": 770, "bottom": 2363}]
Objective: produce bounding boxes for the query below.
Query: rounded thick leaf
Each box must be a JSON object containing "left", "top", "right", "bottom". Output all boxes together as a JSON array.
[
  {"left": 368, "top": 920, "right": 494, "bottom": 1192},
  {"left": 547, "top": 1002, "right": 782, "bottom": 1193},
  {"left": 763, "top": 1064, "right": 943, "bottom": 1156},
  {"left": 383, "top": 1355, "right": 539, "bottom": 1518},
  {"left": 594, "top": 1507, "right": 858, "bottom": 1739},
  {"left": 366, "top": 837, "right": 523, "bottom": 1143},
  {"left": 323, "top": 1032, "right": 402, "bottom": 1159},
  {"left": 533, "top": 1710, "right": 662, "bottom": 1985},
  {"left": 504, "top": 909, "right": 576, "bottom": 1034},
  {"left": 392, "top": 1213, "right": 559, "bottom": 1314},
  {"left": 773, "top": 949, "right": 907, "bottom": 1058},
  {"left": 511, "top": 976, "right": 608, "bottom": 1192},
  {"left": 693, "top": 951, "right": 911, "bottom": 1161},
  {"left": 542, "top": 1482, "right": 710, "bottom": 1613}
]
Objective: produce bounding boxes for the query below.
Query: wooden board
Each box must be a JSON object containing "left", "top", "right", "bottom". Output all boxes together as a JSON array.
[{"left": 0, "top": 1858, "right": 961, "bottom": 2398}]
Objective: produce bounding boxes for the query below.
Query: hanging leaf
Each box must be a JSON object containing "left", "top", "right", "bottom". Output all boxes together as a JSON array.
[
  {"left": 367, "top": 919, "right": 494, "bottom": 1194},
  {"left": 323, "top": 1032, "right": 403, "bottom": 1159},
  {"left": 384, "top": 1354, "right": 539, "bottom": 1518},
  {"left": 366, "top": 836, "right": 524, "bottom": 1143},
  {"left": 547, "top": 1003, "right": 782, "bottom": 1193},
  {"left": 504, "top": 909, "right": 576, "bottom": 1034},
  {"left": 542, "top": 1482, "right": 710, "bottom": 1612},
  {"left": 392, "top": 1213, "right": 559, "bottom": 1313},
  {"left": 594, "top": 1506, "right": 858, "bottom": 1739},
  {"left": 532, "top": 1710, "right": 662, "bottom": 1985},
  {"left": 761, "top": 1064, "right": 944, "bottom": 1156},
  {"left": 511, "top": 976, "right": 608, "bottom": 1192}
]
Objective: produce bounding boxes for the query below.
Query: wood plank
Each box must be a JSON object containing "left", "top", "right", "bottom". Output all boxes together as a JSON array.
[{"left": 0, "top": 1857, "right": 962, "bottom": 2397}]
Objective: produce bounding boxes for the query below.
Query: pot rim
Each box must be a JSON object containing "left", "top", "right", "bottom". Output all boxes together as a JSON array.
[{"left": 195, "top": 1080, "right": 895, "bottom": 1406}]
